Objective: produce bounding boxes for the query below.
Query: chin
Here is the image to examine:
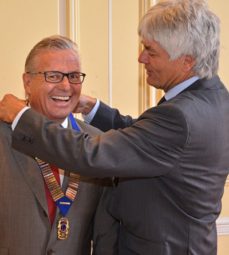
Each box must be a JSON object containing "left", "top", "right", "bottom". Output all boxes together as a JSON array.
[
  {"left": 147, "top": 79, "right": 156, "bottom": 87},
  {"left": 50, "top": 113, "right": 69, "bottom": 121}
]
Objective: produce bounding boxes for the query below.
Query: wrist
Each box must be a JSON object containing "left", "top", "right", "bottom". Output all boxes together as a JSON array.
[{"left": 82, "top": 97, "right": 97, "bottom": 115}]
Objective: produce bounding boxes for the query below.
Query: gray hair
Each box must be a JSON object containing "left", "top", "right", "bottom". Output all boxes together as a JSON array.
[
  {"left": 138, "top": 0, "right": 220, "bottom": 79},
  {"left": 25, "top": 35, "right": 80, "bottom": 72}
]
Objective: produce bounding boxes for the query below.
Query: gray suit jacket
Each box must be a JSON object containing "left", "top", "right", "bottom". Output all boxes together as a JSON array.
[
  {"left": 0, "top": 119, "right": 117, "bottom": 255},
  {"left": 12, "top": 76, "right": 229, "bottom": 255}
]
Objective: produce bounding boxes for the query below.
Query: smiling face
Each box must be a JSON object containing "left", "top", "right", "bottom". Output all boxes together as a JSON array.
[
  {"left": 23, "top": 49, "right": 82, "bottom": 123},
  {"left": 138, "top": 39, "right": 195, "bottom": 92}
]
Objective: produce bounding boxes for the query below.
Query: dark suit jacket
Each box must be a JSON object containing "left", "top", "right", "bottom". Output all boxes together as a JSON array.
[
  {"left": 0, "top": 119, "right": 117, "bottom": 255},
  {"left": 12, "top": 76, "right": 229, "bottom": 255}
]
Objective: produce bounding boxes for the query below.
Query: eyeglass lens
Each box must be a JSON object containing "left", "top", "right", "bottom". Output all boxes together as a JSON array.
[{"left": 45, "top": 71, "right": 85, "bottom": 84}]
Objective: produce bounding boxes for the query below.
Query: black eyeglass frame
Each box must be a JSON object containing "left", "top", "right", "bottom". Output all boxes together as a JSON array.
[{"left": 26, "top": 71, "right": 86, "bottom": 84}]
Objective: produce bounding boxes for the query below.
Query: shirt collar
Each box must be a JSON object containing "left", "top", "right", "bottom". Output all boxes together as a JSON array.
[
  {"left": 165, "top": 76, "right": 200, "bottom": 101},
  {"left": 61, "top": 117, "right": 68, "bottom": 128}
]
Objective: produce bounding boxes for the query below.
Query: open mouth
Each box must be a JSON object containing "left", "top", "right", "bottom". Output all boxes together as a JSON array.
[{"left": 51, "top": 96, "right": 71, "bottom": 102}]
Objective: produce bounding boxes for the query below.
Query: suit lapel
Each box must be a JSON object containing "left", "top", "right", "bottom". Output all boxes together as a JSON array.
[
  {"left": 13, "top": 116, "right": 84, "bottom": 219},
  {"left": 14, "top": 150, "right": 48, "bottom": 214}
]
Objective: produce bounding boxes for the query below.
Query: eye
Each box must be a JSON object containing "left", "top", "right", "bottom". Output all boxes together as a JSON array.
[
  {"left": 148, "top": 51, "right": 157, "bottom": 57},
  {"left": 46, "top": 72, "right": 62, "bottom": 81},
  {"left": 68, "top": 72, "right": 82, "bottom": 83},
  {"left": 69, "top": 72, "right": 80, "bottom": 79}
]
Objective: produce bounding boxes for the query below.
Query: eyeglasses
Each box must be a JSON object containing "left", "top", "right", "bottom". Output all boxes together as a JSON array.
[{"left": 26, "top": 71, "right": 86, "bottom": 84}]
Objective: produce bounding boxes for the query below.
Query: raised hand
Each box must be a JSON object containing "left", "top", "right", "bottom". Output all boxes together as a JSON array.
[
  {"left": 0, "top": 94, "right": 27, "bottom": 123},
  {"left": 74, "top": 94, "right": 97, "bottom": 115}
]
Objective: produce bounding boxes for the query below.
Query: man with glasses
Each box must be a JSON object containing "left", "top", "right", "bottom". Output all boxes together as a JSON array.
[
  {"left": 26, "top": 71, "right": 86, "bottom": 86},
  {"left": 0, "top": 35, "right": 117, "bottom": 255}
]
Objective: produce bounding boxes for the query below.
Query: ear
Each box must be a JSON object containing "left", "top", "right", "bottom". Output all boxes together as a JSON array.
[
  {"left": 182, "top": 55, "right": 196, "bottom": 72},
  {"left": 23, "top": 72, "right": 32, "bottom": 98}
]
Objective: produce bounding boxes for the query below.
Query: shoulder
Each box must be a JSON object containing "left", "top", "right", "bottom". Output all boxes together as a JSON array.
[
  {"left": 0, "top": 120, "right": 12, "bottom": 137},
  {"left": 0, "top": 121, "right": 13, "bottom": 150},
  {"left": 75, "top": 118, "right": 103, "bottom": 135}
]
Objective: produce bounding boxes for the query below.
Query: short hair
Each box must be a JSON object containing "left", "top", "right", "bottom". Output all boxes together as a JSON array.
[
  {"left": 138, "top": 0, "right": 220, "bottom": 79},
  {"left": 25, "top": 35, "right": 80, "bottom": 72}
]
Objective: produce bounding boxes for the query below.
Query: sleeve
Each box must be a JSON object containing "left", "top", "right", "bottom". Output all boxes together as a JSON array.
[
  {"left": 11, "top": 106, "right": 30, "bottom": 130},
  {"left": 12, "top": 106, "right": 188, "bottom": 178},
  {"left": 91, "top": 102, "right": 136, "bottom": 131},
  {"left": 83, "top": 99, "right": 101, "bottom": 124}
]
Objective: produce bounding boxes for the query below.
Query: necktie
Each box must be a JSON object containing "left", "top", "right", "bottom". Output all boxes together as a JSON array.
[{"left": 44, "top": 164, "right": 60, "bottom": 225}]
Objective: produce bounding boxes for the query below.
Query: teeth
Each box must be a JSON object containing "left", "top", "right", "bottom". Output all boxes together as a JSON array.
[{"left": 52, "top": 96, "right": 70, "bottom": 101}]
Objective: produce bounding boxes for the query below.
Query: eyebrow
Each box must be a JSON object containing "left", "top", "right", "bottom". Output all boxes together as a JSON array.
[
  {"left": 144, "top": 45, "right": 157, "bottom": 54},
  {"left": 142, "top": 42, "right": 154, "bottom": 51},
  {"left": 141, "top": 40, "right": 158, "bottom": 54}
]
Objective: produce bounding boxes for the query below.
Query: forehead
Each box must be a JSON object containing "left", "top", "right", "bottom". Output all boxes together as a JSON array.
[
  {"left": 141, "top": 38, "right": 169, "bottom": 56},
  {"left": 141, "top": 39, "right": 160, "bottom": 50},
  {"left": 33, "top": 49, "right": 80, "bottom": 70}
]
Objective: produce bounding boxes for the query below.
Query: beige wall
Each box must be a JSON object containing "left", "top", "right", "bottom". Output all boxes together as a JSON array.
[
  {"left": 218, "top": 236, "right": 229, "bottom": 255},
  {"left": 218, "top": 182, "right": 229, "bottom": 254},
  {"left": 208, "top": 0, "right": 229, "bottom": 87},
  {"left": 78, "top": 0, "right": 139, "bottom": 117},
  {"left": 0, "top": 0, "right": 60, "bottom": 99},
  {"left": 77, "top": 0, "right": 109, "bottom": 106}
]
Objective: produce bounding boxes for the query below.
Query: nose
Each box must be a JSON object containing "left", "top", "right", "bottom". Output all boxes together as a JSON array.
[
  {"left": 138, "top": 49, "right": 148, "bottom": 64},
  {"left": 57, "top": 76, "right": 71, "bottom": 90}
]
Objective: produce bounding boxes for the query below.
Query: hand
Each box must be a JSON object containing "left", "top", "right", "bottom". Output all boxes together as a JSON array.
[
  {"left": 74, "top": 94, "right": 97, "bottom": 115},
  {"left": 0, "top": 94, "right": 27, "bottom": 123}
]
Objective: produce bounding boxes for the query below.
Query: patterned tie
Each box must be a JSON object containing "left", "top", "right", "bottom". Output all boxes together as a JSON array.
[{"left": 44, "top": 164, "right": 60, "bottom": 225}]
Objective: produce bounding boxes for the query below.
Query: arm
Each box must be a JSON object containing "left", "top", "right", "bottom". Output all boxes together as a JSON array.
[
  {"left": 12, "top": 106, "right": 187, "bottom": 178},
  {"left": 91, "top": 101, "right": 135, "bottom": 132},
  {"left": 75, "top": 94, "right": 135, "bottom": 131}
]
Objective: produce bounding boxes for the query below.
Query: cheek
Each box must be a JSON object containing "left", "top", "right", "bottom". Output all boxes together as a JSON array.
[
  {"left": 148, "top": 59, "right": 162, "bottom": 72},
  {"left": 72, "top": 86, "right": 82, "bottom": 96},
  {"left": 29, "top": 88, "right": 48, "bottom": 107},
  {"left": 69, "top": 86, "right": 81, "bottom": 107},
  {"left": 24, "top": 85, "right": 31, "bottom": 97}
]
